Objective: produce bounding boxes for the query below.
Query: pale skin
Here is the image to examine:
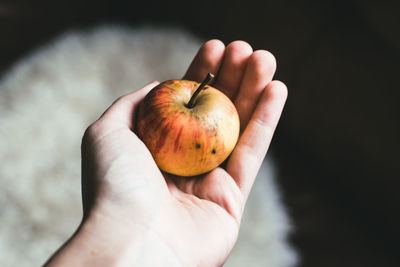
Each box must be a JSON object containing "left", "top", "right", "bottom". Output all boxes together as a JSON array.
[{"left": 45, "top": 40, "right": 288, "bottom": 267}]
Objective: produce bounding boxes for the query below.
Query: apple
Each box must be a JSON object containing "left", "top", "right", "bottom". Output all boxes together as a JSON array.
[{"left": 136, "top": 73, "right": 240, "bottom": 176}]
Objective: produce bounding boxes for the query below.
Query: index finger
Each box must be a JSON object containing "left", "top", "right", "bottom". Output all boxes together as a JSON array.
[
  {"left": 183, "top": 39, "right": 225, "bottom": 82},
  {"left": 226, "top": 80, "right": 287, "bottom": 200}
]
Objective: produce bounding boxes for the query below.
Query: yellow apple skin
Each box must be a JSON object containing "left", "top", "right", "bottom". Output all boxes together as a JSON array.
[{"left": 136, "top": 79, "right": 240, "bottom": 176}]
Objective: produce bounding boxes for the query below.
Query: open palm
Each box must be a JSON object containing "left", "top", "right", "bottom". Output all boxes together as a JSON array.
[{"left": 79, "top": 40, "right": 287, "bottom": 267}]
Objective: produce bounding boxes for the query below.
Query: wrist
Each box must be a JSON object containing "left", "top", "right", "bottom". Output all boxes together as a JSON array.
[{"left": 46, "top": 207, "right": 183, "bottom": 267}]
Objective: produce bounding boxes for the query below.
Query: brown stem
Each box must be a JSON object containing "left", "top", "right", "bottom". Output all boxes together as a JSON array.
[{"left": 186, "top": 73, "right": 214, "bottom": 108}]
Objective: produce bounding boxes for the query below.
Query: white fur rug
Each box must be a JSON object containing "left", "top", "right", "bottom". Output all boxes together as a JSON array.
[{"left": 0, "top": 25, "right": 297, "bottom": 267}]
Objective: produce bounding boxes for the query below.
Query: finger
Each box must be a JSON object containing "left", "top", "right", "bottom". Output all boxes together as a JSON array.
[
  {"left": 99, "top": 81, "right": 159, "bottom": 129},
  {"left": 183, "top": 39, "right": 225, "bottom": 82},
  {"left": 234, "top": 50, "right": 277, "bottom": 132},
  {"left": 213, "top": 41, "right": 253, "bottom": 100},
  {"left": 227, "top": 80, "right": 287, "bottom": 200}
]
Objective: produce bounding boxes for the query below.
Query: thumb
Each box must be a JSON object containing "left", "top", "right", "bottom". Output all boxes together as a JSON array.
[{"left": 99, "top": 81, "right": 159, "bottom": 130}]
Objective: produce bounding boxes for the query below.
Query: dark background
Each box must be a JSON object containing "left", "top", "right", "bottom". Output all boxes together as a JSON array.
[{"left": 1, "top": 0, "right": 399, "bottom": 266}]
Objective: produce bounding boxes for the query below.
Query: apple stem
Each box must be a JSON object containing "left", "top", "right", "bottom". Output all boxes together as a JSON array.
[{"left": 187, "top": 73, "right": 215, "bottom": 108}]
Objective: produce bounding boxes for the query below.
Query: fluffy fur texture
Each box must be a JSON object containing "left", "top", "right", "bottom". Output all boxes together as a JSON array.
[{"left": 0, "top": 25, "right": 297, "bottom": 266}]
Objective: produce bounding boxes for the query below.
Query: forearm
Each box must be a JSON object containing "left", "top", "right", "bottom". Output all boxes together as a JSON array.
[{"left": 45, "top": 210, "right": 183, "bottom": 267}]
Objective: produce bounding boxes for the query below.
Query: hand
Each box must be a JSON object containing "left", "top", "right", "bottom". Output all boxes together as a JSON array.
[{"left": 45, "top": 40, "right": 287, "bottom": 267}]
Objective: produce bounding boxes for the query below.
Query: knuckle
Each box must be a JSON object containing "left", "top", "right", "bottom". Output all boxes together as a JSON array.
[
  {"left": 81, "top": 124, "right": 95, "bottom": 148},
  {"left": 112, "top": 95, "right": 127, "bottom": 106},
  {"left": 81, "top": 120, "right": 103, "bottom": 148}
]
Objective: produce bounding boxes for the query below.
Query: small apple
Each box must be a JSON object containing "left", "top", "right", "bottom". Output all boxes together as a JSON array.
[{"left": 136, "top": 73, "right": 240, "bottom": 176}]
